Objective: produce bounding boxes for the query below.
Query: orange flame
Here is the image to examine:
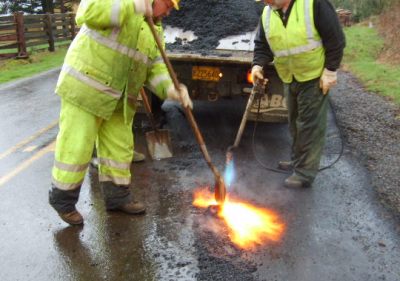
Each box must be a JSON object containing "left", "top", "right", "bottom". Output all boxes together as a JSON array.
[{"left": 193, "top": 188, "right": 285, "bottom": 249}]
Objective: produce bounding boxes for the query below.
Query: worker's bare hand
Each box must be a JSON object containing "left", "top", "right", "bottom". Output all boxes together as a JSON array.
[
  {"left": 251, "top": 65, "right": 266, "bottom": 85},
  {"left": 319, "top": 68, "right": 337, "bottom": 95},
  {"left": 167, "top": 84, "right": 193, "bottom": 109}
]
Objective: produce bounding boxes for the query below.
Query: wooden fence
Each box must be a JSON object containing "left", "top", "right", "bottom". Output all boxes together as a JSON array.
[{"left": 0, "top": 12, "right": 77, "bottom": 59}]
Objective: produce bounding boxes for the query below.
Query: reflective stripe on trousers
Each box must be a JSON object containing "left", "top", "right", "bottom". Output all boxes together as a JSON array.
[
  {"left": 52, "top": 98, "right": 134, "bottom": 190},
  {"left": 284, "top": 78, "right": 328, "bottom": 183}
]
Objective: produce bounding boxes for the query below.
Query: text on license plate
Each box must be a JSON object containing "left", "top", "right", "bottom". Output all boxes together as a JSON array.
[{"left": 192, "top": 66, "right": 221, "bottom": 82}]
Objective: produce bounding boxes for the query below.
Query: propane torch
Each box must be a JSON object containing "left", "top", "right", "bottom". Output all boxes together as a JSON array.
[{"left": 224, "top": 80, "right": 266, "bottom": 186}]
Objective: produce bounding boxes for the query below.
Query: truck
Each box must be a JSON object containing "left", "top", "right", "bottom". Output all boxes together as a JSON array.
[{"left": 139, "top": 1, "right": 287, "bottom": 123}]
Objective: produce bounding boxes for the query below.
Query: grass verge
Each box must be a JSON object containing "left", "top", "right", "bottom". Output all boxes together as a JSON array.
[
  {"left": 343, "top": 25, "right": 400, "bottom": 105},
  {"left": 0, "top": 48, "right": 67, "bottom": 84}
]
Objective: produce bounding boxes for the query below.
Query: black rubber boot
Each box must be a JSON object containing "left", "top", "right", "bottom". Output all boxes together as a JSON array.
[
  {"left": 49, "top": 184, "right": 83, "bottom": 225},
  {"left": 101, "top": 181, "right": 146, "bottom": 214},
  {"left": 101, "top": 181, "right": 132, "bottom": 210}
]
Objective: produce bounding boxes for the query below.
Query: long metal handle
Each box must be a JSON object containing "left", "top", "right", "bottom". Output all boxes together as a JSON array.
[
  {"left": 232, "top": 85, "right": 260, "bottom": 148},
  {"left": 146, "top": 16, "right": 221, "bottom": 179}
]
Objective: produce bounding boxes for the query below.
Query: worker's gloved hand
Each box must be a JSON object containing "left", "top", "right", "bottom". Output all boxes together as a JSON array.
[
  {"left": 319, "top": 68, "right": 337, "bottom": 95},
  {"left": 167, "top": 84, "right": 193, "bottom": 109},
  {"left": 251, "top": 65, "right": 267, "bottom": 86},
  {"left": 134, "top": 0, "right": 153, "bottom": 17}
]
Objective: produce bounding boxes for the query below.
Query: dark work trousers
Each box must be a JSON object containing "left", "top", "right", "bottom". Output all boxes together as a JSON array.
[{"left": 284, "top": 77, "right": 329, "bottom": 184}]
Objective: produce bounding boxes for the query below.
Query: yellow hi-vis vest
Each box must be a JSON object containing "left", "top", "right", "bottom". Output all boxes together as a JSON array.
[
  {"left": 56, "top": 0, "right": 172, "bottom": 120},
  {"left": 261, "top": 0, "right": 325, "bottom": 83}
]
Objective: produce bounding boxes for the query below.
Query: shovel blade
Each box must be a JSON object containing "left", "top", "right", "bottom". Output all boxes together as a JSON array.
[{"left": 145, "top": 129, "right": 173, "bottom": 160}]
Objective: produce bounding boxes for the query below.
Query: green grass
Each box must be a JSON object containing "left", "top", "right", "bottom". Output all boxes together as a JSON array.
[
  {"left": 0, "top": 48, "right": 18, "bottom": 54},
  {"left": 343, "top": 25, "right": 400, "bottom": 105},
  {"left": 0, "top": 48, "right": 67, "bottom": 84},
  {"left": 0, "top": 40, "right": 70, "bottom": 54}
]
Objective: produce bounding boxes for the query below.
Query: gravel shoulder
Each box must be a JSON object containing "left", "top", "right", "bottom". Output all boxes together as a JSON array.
[{"left": 331, "top": 71, "right": 400, "bottom": 218}]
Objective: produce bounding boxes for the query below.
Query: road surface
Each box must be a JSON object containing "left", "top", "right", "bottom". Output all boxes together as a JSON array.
[{"left": 0, "top": 69, "right": 399, "bottom": 281}]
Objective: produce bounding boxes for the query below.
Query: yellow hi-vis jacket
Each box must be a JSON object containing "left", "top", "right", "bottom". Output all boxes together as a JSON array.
[
  {"left": 261, "top": 0, "right": 325, "bottom": 83},
  {"left": 55, "top": 0, "right": 172, "bottom": 120}
]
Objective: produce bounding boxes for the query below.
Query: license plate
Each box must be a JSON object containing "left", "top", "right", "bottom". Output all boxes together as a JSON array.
[{"left": 192, "top": 66, "right": 221, "bottom": 82}]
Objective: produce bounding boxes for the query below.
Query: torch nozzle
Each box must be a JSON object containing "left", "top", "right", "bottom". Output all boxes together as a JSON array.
[
  {"left": 226, "top": 145, "right": 236, "bottom": 163},
  {"left": 226, "top": 151, "right": 233, "bottom": 164}
]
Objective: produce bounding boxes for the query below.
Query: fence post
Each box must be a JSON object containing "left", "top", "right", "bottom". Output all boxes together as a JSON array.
[
  {"left": 61, "top": 14, "right": 68, "bottom": 38},
  {"left": 60, "top": 0, "right": 66, "bottom": 13},
  {"left": 45, "top": 13, "right": 55, "bottom": 52},
  {"left": 14, "top": 12, "right": 28, "bottom": 58},
  {"left": 70, "top": 13, "right": 76, "bottom": 40}
]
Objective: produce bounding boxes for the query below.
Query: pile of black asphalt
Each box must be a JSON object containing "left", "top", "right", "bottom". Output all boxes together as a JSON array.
[
  {"left": 331, "top": 71, "right": 400, "bottom": 220},
  {"left": 163, "top": 0, "right": 264, "bottom": 52}
]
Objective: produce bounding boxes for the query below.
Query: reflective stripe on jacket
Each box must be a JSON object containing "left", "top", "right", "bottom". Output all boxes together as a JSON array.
[
  {"left": 261, "top": 0, "right": 325, "bottom": 83},
  {"left": 55, "top": 0, "right": 172, "bottom": 120}
]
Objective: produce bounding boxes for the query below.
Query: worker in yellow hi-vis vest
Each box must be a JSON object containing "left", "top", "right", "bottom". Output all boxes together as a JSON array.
[
  {"left": 49, "top": 0, "right": 192, "bottom": 225},
  {"left": 252, "top": 0, "right": 345, "bottom": 188}
]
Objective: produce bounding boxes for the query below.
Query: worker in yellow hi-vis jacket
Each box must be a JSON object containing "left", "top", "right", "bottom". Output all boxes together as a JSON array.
[
  {"left": 252, "top": 0, "right": 345, "bottom": 188},
  {"left": 49, "top": 0, "right": 192, "bottom": 225}
]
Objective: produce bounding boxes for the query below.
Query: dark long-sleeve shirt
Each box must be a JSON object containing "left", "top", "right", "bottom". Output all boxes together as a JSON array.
[{"left": 252, "top": 0, "right": 346, "bottom": 71}]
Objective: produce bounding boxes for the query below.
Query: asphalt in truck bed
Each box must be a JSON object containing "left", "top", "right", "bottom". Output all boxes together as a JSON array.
[{"left": 164, "top": 0, "right": 263, "bottom": 52}]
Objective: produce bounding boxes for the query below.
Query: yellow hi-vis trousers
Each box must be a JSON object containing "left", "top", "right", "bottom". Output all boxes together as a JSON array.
[{"left": 52, "top": 98, "right": 134, "bottom": 191}]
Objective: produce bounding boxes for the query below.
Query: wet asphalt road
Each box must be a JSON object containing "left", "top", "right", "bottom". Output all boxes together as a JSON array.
[{"left": 0, "top": 70, "right": 399, "bottom": 281}]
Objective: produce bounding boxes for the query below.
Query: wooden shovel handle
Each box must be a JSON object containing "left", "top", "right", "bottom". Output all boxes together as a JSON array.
[{"left": 146, "top": 16, "right": 220, "bottom": 177}]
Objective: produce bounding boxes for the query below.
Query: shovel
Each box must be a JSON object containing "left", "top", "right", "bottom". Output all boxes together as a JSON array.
[
  {"left": 146, "top": 16, "right": 226, "bottom": 205},
  {"left": 139, "top": 88, "right": 173, "bottom": 160}
]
